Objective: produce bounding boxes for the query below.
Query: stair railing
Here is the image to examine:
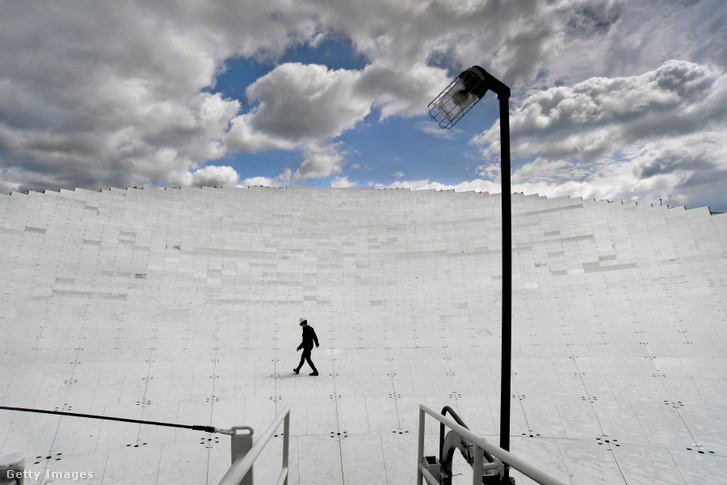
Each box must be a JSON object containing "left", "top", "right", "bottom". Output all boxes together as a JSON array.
[
  {"left": 417, "top": 404, "right": 566, "bottom": 485},
  {"left": 219, "top": 406, "right": 291, "bottom": 485}
]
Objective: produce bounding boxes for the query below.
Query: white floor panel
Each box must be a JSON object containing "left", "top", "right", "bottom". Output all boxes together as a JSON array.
[
  {"left": 552, "top": 396, "right": 602, "bottom": 441},
  {"left": 557, "top": 439, "right": 626, "bottom": 484},
  {"left": 508, "top": 437, "right": 572, "bottom": 485},
  {"left": 94, "top": 420, "right": 141, "bottom": 453},
  {"left": 669, "top": 448, "right": 727, "bottom": 484},
  {"left": 136, "top": 422, "right": 176, "bottom": 449},
  {"left": 612, "top": 442, "right": 687, "bottom": 485},
  {"left": 101, "top": 444, "right": 162, "bottom": 483},
  {"left": 679, "top": 404, "right": 727, "bottom": 453},
  {"left": 454, "top": 396, "right": 498, "bottom": 436},
  {"left": 336, "top": 397, "right": 370, "bottom": 435},
  {"left": 0, "top": 412, "right": 60, "bottom": 465},
  {"left": 340, "top": 434, "right": 388, "bottom": 484},
  {"left": 518, "top": 396, "right": 568, "bottom": 439},
  {"left": 51, "top": 416, "right": 103, "bottom": 455},
  {"left": 380, "top": 432, "right": 418, "bottom": 484},
  {"left": 157, "top": 441, "right": 209, "bottom": 484},
  {"left": 364, "top": 397, "right": 401, "bottom": 435},
  {"left": 591, "top": 398, "right": 651, "bottom": 446},
  {"left": 295, "top": 435, "right": 343, "bottom": 485},
  {"left": 631, "top": 399, "right": 695, "bottom": 450}
]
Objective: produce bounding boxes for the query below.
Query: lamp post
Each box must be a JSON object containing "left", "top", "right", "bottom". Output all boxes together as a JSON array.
[{"left": 428, "top": 66, "right": 513, "bottom": 459}]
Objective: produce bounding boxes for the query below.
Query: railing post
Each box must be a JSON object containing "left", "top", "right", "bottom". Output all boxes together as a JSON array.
[
  {"left": 231, "top": 426, "right": 254, "bottom": 485},
  {"left": 417, "top": 408, "right": 425, "bottom": 485},
  {"left": 472, "top": 445, "right": 483, "bottom": 485},
  {"left": 219, "top": 407, "right": 291, "bottom": 485},
  {"left": 282, "top": 412, "right": 290, "bottom": 485}
]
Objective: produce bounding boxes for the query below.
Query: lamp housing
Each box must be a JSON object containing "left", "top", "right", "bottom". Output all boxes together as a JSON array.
[{"left": 427, "top": 66, "right": 489, "bottom": 129}]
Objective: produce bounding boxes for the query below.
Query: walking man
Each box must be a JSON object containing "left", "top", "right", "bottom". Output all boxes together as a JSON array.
[{"left": 294, "top": 318, "right": 319, "bottom": 376}]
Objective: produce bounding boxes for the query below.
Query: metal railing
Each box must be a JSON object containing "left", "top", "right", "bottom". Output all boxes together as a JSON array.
[
  {"left": 417, "top": 404, "right": 567, "bottom": 485},
  {"left": 219, "top": 406, "right": 291, "bottom": 485}
]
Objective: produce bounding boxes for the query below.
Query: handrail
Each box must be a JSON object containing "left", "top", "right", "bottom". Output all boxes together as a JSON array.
[
  {"left": 219, "top": 406, "right": 291, "bottom": 485},
  {"left": 439, "top": 406, "right": 467, "bottom": 462},
  {"left": 418, "top": 404, "right": 567, "bottom": 485},
  {"left": 438, "top": 406, "right": 495, "bottom": 466}
]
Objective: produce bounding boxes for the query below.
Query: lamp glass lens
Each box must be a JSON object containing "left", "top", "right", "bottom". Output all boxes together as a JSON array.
[{"left": 436, "top": 79, "right": 476, "bottom": 121}]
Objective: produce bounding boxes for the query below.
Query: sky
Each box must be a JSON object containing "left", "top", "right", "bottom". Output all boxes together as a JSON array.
[{"left": 1, "top": 0, "right": 726, "bottom": 211}]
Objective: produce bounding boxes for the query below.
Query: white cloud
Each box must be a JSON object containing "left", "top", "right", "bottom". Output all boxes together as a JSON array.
[
  {"left": 476, "top": 163, "right": 502, "bottom": 182},
  {"left": 172, "top": 165, "right": 240, "bottom": 187},
  {"left": 476, "top": 60, "right": 727, "bottom": 159},
  {"left": 357, "top": 62, "right": 452, "bottom": 119},
  {"left": 315, "top": 0, "right": 631, "bottom": 85},
  {"left": 415, "top": 121, "right": 459, "bottom": 140},
  {"left": 240, "top": 168, "right": 292, "bottom": 188},
  {"left": 221, "top": 60, "right": 453, "bottom": 184},
  {"left": 330, "top": 175, "right": 359, "bottom": 188},
  {"left": 0, "top": 1, "right": 324, "bottom": 192},
  {"left": 242, "top": 63, "right": 372, "bottom": 142},
  {"left": 225, "top": 113, "right": 297, "bottom": 153},
  {"left": 293, "top": 143, "right": 347, "bottom": 182},
  {"left": 473, "top": 60, "right": 727, "bottom": 209},
  {"left": 224, "top": 61, "right": 451, "bottom": 153},
  {"left": 224, "top": 62, "right": 398, "bottom": 153},
  {"left": 365, "top": 132, "right": 727, "bottom": 207},
  {"left": 373, "top": 178, "right": 501, "bottom": 194}
]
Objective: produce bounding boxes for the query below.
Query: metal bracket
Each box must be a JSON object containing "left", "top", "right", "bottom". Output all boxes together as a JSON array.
[{"left": 230, "top": 426, "right": 254, "bottom": 485}]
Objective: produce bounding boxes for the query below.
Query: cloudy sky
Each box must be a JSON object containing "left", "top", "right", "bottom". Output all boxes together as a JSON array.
[{"left": 1, "top": 0, "right": 726, "bottom": 210}]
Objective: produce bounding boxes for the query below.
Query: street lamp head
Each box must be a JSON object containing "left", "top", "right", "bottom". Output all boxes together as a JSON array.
[{"left": 427, "top": 66, "right": 489, "bottom": 129}]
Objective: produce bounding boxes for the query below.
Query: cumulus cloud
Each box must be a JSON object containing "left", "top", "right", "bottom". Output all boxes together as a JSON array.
[
  {"left": 472, "top": 60, "right": 727, "bottom": 208},
  {"left": 373, "top": 178, "right": 501, "bottom": 194},
  {"left": 240, "top": 63, "right": 371, "bottom": 143},
  {"left": 476, "top": 60, "right": 727, "bottom": 159},
  {"left": 225, "top": 113, "right": 297, "bottom": 153},
  {"left": 172, "top": 165, "right": 240, "bottom": 187},
  {"left": 225, "top": 61, "right": 450, "bottom": 149},
  {"left": 0, "top": 2, "right": 246, "bottom": 191},
  {"left": 224, "top": 63, "right": 373, "bottom": 157},
  {"left": 222, "top": 60, "right": 451, "bottom": 182},
  {"left": 240, "top": 168, "right": 293, "bottom": 188},
  {"left": 0, "top": 1, "right": 329, "bottom": 192},
  {"left": 293, "top": 143, "right": 347, "bottom": 181},
  {"left": 314, "top": 0, "right": 631, "bottom": 85},
  {"left": 477, "top": 162, "right": 503, "bottom": 182},
  {"left": 357, "top": 62, "right": 452, "bottom": 119},
  {"left": 330, "top": 175, "right": 359, "bottom": 188}
]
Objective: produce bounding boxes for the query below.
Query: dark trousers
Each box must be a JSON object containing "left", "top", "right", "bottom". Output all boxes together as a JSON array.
[{"left": 296, "top": 347, "right": 317, "bottom": 372}]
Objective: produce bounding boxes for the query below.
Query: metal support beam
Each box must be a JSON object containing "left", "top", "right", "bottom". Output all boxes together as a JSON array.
[{"left": 498, "top": 92, "right": 512, "bottom": 462}]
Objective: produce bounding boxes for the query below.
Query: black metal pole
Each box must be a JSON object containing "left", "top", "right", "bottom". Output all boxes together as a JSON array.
[
  {"left": 428, "top": 64, "right": 513, "bottom": 478},
  {"left": 498, "top": 92, "right": 512, "bottom": 462}
]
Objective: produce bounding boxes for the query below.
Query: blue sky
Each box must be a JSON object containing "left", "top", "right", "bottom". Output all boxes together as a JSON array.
[
  {"left": 208, "top": 37, "right": 499, "bottom": 190},
  {"left": 1, "top": 1, "right": 726, "bottom": 210}
]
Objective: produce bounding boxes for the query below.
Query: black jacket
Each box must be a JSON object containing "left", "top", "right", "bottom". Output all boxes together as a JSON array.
[{"left": 298, "top": 325, "right": 319, "bottom": 350}]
